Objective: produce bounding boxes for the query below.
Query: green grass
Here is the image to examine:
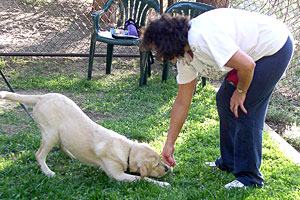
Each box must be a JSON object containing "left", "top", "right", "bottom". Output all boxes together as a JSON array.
[{"left": 0, "top": 57, "right": 300, "bottom": 199}]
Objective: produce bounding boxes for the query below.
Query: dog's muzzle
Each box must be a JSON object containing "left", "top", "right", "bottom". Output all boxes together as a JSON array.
[{"left": 165, "top": 166, "right": 173, "bottom": 174}]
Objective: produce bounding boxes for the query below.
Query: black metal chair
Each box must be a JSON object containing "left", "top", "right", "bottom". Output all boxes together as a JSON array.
[{"left": 87, "top": 0, "right": 160, "bottom": 86}]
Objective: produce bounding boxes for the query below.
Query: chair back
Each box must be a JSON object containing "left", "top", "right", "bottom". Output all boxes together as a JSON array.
[
  {"left": 103, "top": 0, "right": 160, "bottom": 28},
  {"left": 165, "top": 1, "right": 215, "bottom": 19}
]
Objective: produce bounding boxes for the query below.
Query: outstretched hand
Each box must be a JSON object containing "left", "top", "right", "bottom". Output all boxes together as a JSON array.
[
  {"left": 230, "top": 90, "right": 247, "bottom": 118},
  {"left": 161, "top": 144, "right": 176, "bottom": 167}
]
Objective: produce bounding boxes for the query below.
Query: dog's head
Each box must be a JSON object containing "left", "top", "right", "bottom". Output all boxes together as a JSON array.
[{"left": 129, "top": 143, "right": 171, "bottom": 178}]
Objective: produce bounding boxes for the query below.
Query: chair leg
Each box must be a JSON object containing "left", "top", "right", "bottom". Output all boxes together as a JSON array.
[
  {"left": 201, "top": 77, "right": 207, "bottom": 87},
  {"left": 139, "top": 50, "right": 149, "bottom": 86},
  {"left": 88, "top": 33, "right": 97, "bottom": 80},
  {"left": 162, "top": 60, "right": 170, "bottom": 82},
  {"left": 147, "top": 53, "right": 151, "bottom": 77},
  {"left": 147, "top": 63, "right": 151, "bottom": 77},
  {"left": 106, "top": 44, "right": 114, "bottom": 74}
]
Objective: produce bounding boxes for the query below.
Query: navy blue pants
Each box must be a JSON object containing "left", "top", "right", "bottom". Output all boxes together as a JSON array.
[{"left": 215, "top": 36, "right": 294, "bottom": 187}]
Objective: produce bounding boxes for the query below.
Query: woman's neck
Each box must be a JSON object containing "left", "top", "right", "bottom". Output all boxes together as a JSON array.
[{"left": 184, "top": 45, "right": 193, "bottom": 59}]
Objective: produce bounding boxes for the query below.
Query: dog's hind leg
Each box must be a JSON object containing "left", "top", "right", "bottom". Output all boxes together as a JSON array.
[{"left": 35, "top": 127, "right": 59, "bottom": 177}]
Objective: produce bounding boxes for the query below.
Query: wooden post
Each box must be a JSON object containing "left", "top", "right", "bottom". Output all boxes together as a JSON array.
[
  {"left": 196, "top": 0, "right": 229, "bottom": 8},
  {"left": 168, "top": 0, "right": 173, "bottom": 8},
  {"left": 160, "top": 0, "right": 177, "bottom": 14},
  {"left": 160, "top": 0, "right": 164, "bottom": 14}
]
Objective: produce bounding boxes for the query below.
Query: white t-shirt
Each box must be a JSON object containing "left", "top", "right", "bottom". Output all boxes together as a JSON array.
[{"left": 176, "top": 8, "right": 293, "bottom": 84}]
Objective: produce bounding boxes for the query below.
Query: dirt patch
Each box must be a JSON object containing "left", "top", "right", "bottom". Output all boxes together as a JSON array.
[{"left": 0, "top": 0, "right": 140, "bottom": 55}]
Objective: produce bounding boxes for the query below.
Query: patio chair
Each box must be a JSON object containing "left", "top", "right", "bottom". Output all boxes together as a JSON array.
[
  {"left": 88, "top": 0, "right": 160, "bottom": 86},
  {"left": 163, "top": 2, "right": 215, "bottom": 87}
]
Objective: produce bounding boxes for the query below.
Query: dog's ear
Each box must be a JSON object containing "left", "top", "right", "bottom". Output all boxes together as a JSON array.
[
  {"left": 138, "top": 161, "right": 151, "bottom": 178},
  {"left": 137, "top": 158, "right": 157, "bottom": 178}
]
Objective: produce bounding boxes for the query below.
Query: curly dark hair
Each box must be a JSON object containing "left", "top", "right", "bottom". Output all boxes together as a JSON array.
[{"left": 141, "top": 14, "right": 190, "bottom": 61}]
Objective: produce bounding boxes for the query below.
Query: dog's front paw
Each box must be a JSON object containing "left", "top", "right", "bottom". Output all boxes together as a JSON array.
[
  {"left": 159, "top": 181, "right": 171, "bottom": 187},
  {"left": 143, "top": 177, "right": 171, "bottom": 187},
  {"left": 44, "top": 171, "right": 55, "bottom": 177}
]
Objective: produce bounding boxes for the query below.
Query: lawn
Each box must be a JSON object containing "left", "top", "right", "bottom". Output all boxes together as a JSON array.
[{"left": 0, "top": 57, "right": 299, "bottom": 199}]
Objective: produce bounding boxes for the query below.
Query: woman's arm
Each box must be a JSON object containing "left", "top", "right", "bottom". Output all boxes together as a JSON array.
[
  {"left": 162, "top": 78, "right": 197, "bottom": 166},
  {"left": 226, "top": 49, "right": 256, "bottom": 118}
]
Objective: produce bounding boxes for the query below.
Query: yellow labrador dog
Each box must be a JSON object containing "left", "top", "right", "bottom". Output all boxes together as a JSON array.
[{"left": 0, "top": 91, "right": 171, "bottom": 187}]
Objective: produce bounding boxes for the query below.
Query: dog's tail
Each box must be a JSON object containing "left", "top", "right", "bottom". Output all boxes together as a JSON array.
[{"left": 0, "top": 91, "right": 43, "bottom": 105}]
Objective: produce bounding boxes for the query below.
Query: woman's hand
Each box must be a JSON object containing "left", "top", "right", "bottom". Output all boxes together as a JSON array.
[
  {"left": 230, "top": 90, "right": 247, "bottom": 118},
  {"left": 161, "top": 143, "right": 176, "bottom": 166},
  {"left": 225, "top": 49, "right": 256, "bottom": 118}
]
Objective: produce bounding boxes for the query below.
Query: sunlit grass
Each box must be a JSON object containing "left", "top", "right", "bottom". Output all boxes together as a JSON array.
[{"left": 0, "top": 57, "right": 299, "bottom": 199}]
